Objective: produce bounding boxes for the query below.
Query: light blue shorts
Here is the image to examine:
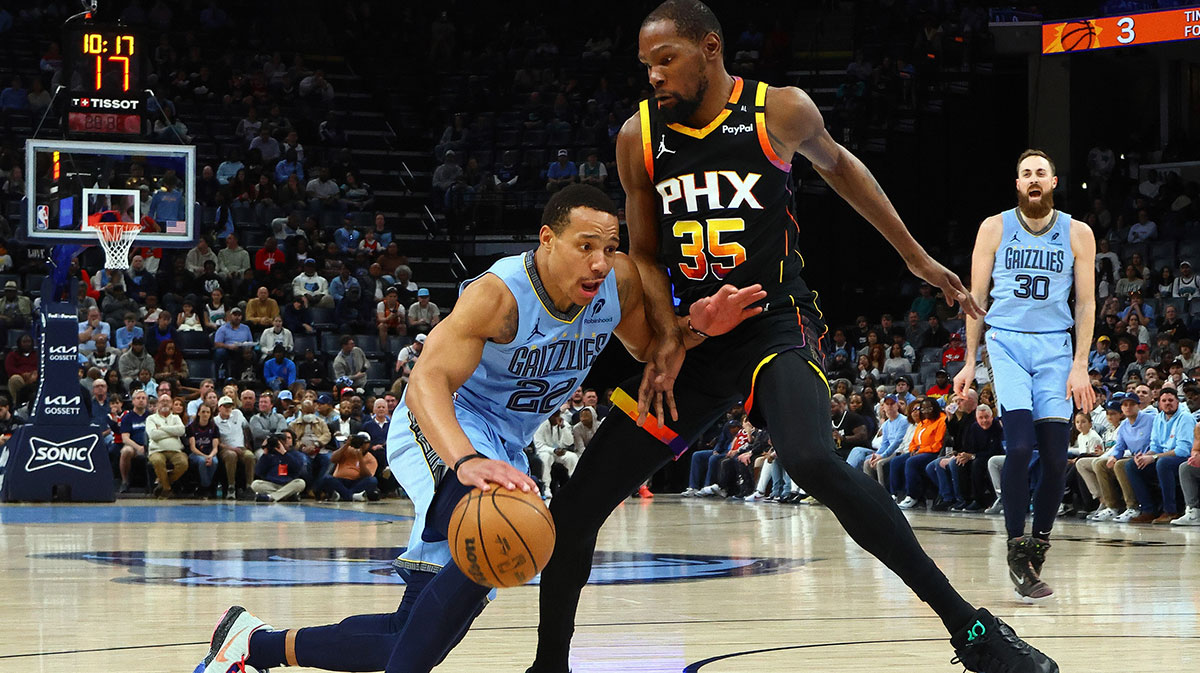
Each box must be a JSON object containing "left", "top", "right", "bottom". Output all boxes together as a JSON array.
[
  {"left": 985, "top": 328, "right": 1073, "bottom": 423},
  {"left": 385, "top": 402, "right": 529, "bottom": 574}
]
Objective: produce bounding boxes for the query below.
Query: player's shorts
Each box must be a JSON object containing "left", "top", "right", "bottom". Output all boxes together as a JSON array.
[
  {"left": 386, "top": 402, "right": 529, "bottom": 574},
  {"left": 985, "top": 327, "right": 1073, "bottom": 423},
  {"left": 608, "top": 310, "right": 828, "bottom": 458}
]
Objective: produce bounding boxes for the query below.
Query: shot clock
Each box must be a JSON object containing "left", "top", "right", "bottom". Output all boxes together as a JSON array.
[{"left": 63, "top": 24, "right": 144, "bottom": 138}]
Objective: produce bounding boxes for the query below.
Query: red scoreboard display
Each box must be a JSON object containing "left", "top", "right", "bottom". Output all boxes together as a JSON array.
[
  {"left": 1043, "top": 7, "right": 1200, "bottom": 54},
  {"left": 64, "top": 23, "right": 143, "bottom": 138}
]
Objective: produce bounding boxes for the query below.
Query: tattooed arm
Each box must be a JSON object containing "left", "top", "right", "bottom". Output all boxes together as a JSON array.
[
  {"left": 405, "top": 273, "right": 536, "bottom": 492},
  {"left": 762, "top": 86, "right": 982, "bottom": 317}
]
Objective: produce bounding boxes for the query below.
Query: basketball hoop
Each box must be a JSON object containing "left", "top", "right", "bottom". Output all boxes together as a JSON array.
[{"left": 87, "top": 221, "right": 142, "bottom": 270}]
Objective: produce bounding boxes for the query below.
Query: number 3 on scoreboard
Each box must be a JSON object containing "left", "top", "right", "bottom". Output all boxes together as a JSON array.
[
  {"left": 672, "top": 218, "right": 747, "bottom": 280},
  {"left": 1116, "top": 17, "right": 1135, "bottom": 44}
]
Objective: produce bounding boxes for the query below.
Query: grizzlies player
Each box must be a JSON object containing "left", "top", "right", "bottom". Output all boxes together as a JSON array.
[
  {"left": 954, "top": 150, "right": 1096, "bottom": 601},
  {"left": 528, "top": 2, "right": 1058, "bottom": 673},
  {"left": 197, "top": 185, "right": 764, "bottom": 673}
]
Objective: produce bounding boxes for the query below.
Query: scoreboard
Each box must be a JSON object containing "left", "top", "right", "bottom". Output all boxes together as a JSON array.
[
  {"left": 64, "top": 23, "right": 143, "bottom": 138},
  {"left": 1042, "top": 6, "right": 1200, "bottom": 54}
]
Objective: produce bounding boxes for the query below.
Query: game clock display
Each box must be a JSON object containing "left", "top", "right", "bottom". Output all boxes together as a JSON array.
[{"left": 64, "top": 25, "right": 144, "bottom": 138}]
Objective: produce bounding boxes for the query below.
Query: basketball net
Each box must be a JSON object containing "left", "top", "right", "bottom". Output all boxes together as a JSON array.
[{"left": 87, "top": 221, "right": 142, "bottom": 270}]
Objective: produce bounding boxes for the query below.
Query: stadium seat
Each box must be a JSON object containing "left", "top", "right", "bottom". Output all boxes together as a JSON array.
[
  {"left": 364, "top": 361, "right": 392, "bottom": 391},
  {"left": 310, "top": 307, "right": 338, "bottom": 331},
  {"left": 352, "top": 334, "right": 384, "bottom": 358},
  {"left": 176, "top": 331, "right": 212, "bottom": 358},
  {"left": 918, "top": 361, "right": 940, "bottom": 382},
  {"left": 186, "top": 358, "right": 215, "bottom": 385},
  {"left": 918, "top": 348, "right": 941, "bottom": 364},
  {"left": 6, "top": 330, "right": 30, "bottom": 349},
  {"left": 1148, "top": 241, "right": 1176, "bottom": 271},
  {"left": 319, "top": 332, "right": 344, "bottom": 353},
  {"left": 1189, "top": 298, "right": 1200, "bottom": 317},
  {"left": 293, "top": 334, "right": 318, "bottom": 355},
  {"left": 945, "top": 360, "right": 966, "bottom": 378},
  {"left": 1123, "top": 242, "right": 1147, "bottom": 264},
  {"left": 1162, "top": 297, "right": 1186, "bottom": 316},
  {"left": 386, "top": 335, "right": 412, "bottom": 354},
  {"left": 23, "top": 274, "right": 47, "bottom": 296}
]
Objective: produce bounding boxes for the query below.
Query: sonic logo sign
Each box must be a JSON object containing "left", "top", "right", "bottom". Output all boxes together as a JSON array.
[{"left": 25, "top": 434, "right": 99, "bottom": 473}]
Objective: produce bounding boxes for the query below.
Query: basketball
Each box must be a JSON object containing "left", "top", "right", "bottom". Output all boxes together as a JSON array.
[
  {"left": 449, "top": 486, "right": 556, "bottom": 588},
  {"left": 1060, "top": 20, "right": 1097, "bottom": 51}
]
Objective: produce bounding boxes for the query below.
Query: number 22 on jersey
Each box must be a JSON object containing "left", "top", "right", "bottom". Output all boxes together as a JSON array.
[{"left": 673, "top": 218, "right": 747, "bottom": 280}]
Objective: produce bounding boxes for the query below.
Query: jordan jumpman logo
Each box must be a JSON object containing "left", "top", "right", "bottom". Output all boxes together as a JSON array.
[
  {"left": 529, "top": 317, "right": 546, "bottom": 339},
  {"left": 656, "top": 134, "right": 676, "bottom": 159}
]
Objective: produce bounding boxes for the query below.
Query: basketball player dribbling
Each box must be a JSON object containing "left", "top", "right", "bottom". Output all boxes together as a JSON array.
[
  {"left": 953, "top": 150, "right": 1096, "bottom": 601},
  {"left": 196, "top": 185, "right": 764, "bottom": 673},
  {"left": 526, "top": 2, "right": 1057, "bottom": 672}
]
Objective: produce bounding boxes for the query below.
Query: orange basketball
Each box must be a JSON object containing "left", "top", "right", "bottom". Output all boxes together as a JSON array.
[{"left": 449, "top": 486, "right": 556, "bottom": 588}]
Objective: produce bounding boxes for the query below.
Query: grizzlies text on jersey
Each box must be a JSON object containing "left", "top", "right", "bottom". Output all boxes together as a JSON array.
[
  {"left": 985, "top": 209, "right": 1075, "bottom": 333},
  {"left": 454, "top": 250, "right": 623, "bottom": 448}
]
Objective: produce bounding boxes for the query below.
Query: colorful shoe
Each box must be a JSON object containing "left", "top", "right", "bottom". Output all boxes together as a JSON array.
[
  {"left": 637, "top": 485, "right": 654, "bottom": 499},
  {"left": 950, "top": 608, "right": 1059, "bottom": 672},
  {"left": 199, "top": 606, "right": 272, "bottom": 673},
  {"left": 1007, "top": 537, "right": 1053, "bottom": 602},
  {"left": 1028, "top": 537, "right": 1050, "bottom": 577}
]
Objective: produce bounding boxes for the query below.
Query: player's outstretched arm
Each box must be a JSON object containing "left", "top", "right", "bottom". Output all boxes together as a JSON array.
[
  {"left": 612, "top": 254, "right": 765, "bottom": 425},
  {"left": 616, "top": 113, "right": 688, "bottom": 424},
  {"left": 954, "top": 215, "right": 1001, "bottom": 399},
  {"left": 612, "top": 253, "right": 766, "bottom": 361},
  {"left": 764, "top": 85, "right": 981, "bottom": 318},
  {"left": 1068, "top": 219, "right": 1097, "bottom": 412},
  {"left": 405, "top": 274, "right": 537, "bottom": 493}
]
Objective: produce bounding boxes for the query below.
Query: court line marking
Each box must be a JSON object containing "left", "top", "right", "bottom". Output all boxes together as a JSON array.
[
  {"left": 7, "top": 614, "right": 1196, "bottom": 660},
  {"left": 681, "top": 634, "right": 1200, "bottom": 672}
]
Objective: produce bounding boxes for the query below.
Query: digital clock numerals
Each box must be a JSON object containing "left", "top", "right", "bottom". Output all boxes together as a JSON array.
[{"left": 81, "top": 33, "right": 135, "bottom": 91}]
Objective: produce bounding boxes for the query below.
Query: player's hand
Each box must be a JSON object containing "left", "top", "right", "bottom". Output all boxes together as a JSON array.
[
  {"left": 952, "top": 363, "right": 975, "bottom": 399},
  {"left": 907, "top": 255, "right": 984, "bottom": 319},
  {"left": 455, "top": 457, "right": 537, "bottom": 493},
  {"left": 688, "top": 284, "right": 767, "bottom": 337},
  {"left": 637, "top": 331, "right": 685, "bottom": 427},
  {"left": 1065, "top": 365, "right": 1095, "bottom": 412}
]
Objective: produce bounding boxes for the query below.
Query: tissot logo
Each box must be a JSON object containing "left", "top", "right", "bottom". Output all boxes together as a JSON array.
[
  {"left": 72, "top": 97, "right": 140, "bottom": 110},
  {"left": 25, "top": 435, "right": 98, "bottom": 473}
]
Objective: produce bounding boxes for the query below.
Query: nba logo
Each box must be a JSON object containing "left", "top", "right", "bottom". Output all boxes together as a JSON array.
[{"left": 36, "top": 205, "right": 49, "bottom": 230}]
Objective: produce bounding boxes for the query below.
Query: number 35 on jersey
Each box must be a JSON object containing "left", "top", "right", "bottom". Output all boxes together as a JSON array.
[{"left": 657, "top": 171, "right": 763, "bottom": 281}]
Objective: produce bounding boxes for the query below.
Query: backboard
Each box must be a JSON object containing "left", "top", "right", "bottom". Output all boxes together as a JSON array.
[{"left": 23, "top": 139, "right": 197, "bottom": 247}]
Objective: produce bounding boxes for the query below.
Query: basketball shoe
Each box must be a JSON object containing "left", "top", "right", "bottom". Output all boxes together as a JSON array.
[
  {"left": 1006, "top": 537, "right": 1052, "bottom": 602},
  {"left": 950, "top": 608, "right": 1058, "bottom": 672},
  {"left": 198, "top": 605, "right": 273, "bottom": 673}
]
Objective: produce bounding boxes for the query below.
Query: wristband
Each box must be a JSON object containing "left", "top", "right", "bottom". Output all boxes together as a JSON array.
[
  {"left": 453, "top": 453, "right": 486, "bottom": 471},
  {"left": 687, "top": 317, "right": 711, "bottom": 339}
]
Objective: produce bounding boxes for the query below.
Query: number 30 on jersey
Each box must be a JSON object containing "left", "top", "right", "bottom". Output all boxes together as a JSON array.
[{"left": 672, "top": 218, "right": 747, "bottom": 280}]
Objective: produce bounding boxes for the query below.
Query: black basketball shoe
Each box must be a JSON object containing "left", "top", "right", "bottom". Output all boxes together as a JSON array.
[
  {"left": 950, "top": 608, "right": 1059, "bottom": 672},
  {"left": 1028, "top": 537, "right": 1051, "bottom": 576},
  {"left": 1006, "top": 537, "right": 1053, "bottom": 602}
]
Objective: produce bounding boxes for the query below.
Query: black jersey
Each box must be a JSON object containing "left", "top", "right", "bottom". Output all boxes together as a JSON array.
[{"left": 640, "top": 77, "right": 821, "bottom": 328}]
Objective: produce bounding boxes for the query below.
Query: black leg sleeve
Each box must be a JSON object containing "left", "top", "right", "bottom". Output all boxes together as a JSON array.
[
  {"left": 752, "top": 351, "right": 977, "bottom": 634},
  {"left": 529, "top": 410, "right": 674, "bottom": 672}
]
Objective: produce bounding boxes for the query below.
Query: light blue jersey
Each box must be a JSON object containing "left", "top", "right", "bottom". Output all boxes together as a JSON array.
[
  {"left": 986, "top": 208, "right": 1074, "bottom": 333},
  {"left": 985, "top": 209, "right": 1077, "bottom": 422},
  {"left": 387, "top": 250, "right": 622, "bottom": 573}
]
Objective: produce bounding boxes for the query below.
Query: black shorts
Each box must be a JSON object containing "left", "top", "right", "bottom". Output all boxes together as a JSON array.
[{"left": 609, "top": 310, "right": 828, "bottom": 458}]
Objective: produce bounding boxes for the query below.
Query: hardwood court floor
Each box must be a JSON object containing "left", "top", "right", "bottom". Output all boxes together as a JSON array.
[{"left": 1, "top": 496, "right": 1197, "bottom": 672}]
